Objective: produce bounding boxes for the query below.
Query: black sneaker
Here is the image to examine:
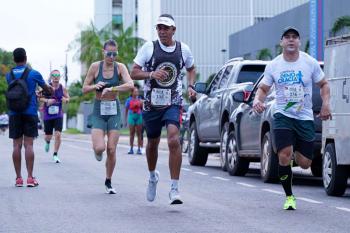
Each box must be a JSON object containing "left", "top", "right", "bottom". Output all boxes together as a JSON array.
[{"left": 105, "top": 179, "right": 116, "bottom": 194}]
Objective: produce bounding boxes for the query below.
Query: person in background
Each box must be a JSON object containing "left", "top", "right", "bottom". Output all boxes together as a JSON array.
[
  {"left": 39, "top": 69, "right": 70, "bottom": 163},
  {"left": 124, "top": 84, "right": 144, "bottom": 155}
]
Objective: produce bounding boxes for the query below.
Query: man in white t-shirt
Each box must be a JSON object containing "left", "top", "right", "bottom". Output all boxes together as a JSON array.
[
  {"left": 131, "top": 14, "right": 196, "bottom": 205},
  {"left": 253, "top": 27, "right": 331, "bottom": 210}
]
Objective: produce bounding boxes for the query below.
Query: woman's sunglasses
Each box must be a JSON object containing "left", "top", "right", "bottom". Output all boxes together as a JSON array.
[{"left": 104, "top": 51, "right": 118, "bottom": 58}]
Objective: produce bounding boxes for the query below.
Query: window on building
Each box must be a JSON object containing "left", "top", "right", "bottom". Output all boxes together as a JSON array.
[
  {"left": 112, "top": 14, "right": 123, "bottom": 30},
  {"left": 254, "top": 17, "right": 270, "bottom": 24},
  {"left": 112, "top": 0, "right": 122, "bottom": 7}
]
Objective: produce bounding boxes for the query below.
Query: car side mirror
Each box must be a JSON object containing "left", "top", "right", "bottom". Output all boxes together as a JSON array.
[
  {"left": 194, "top": 82, "right": 207, "bottom": 94},
  {"left": 232, "top": 91, "right": 245, "bottom": 102}
]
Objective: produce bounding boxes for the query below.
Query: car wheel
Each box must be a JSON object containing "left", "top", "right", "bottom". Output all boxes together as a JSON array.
[
  {"left": 188, "top": 122, "right": 208, "bottom": 166},
  {"left": 181, "top": 130, "right": 189, "bottom": 153},
  {"left": 219, "top": 122, "right": 229, "bottom": 171},
  {"left": 323, "top": 143, "right": 348, "bottom": 196},
  {"left": 311, "top": 157, "right": 322, "bottom": 177},
  {"left": 260, "top": 132, "right": 278, "bottom": 183},
  {"left": 226, "top": 130, "right": 249, "bottom": 176}
]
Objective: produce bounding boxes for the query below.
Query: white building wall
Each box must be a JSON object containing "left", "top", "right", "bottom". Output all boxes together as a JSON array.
[
  {"left": 137, "top": 0, "right": 160, "bottom": 41},
  {"left": 94, "top": 0, "right": 112, "bottom": 30}
]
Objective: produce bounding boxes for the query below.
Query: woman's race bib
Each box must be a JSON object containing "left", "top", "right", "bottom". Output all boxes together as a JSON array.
[
  {"left": 100, "top": 100, "right": 118, "bottom": 115},
  {"left": 151, "top": 88, "right": 171, "bottom": 106},
  {"left": 48, "top": 106, "right": 59, "bottom": 115}
]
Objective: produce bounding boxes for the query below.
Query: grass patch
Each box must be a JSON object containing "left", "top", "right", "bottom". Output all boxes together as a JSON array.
[{"left": 64, "top": 128, "right": 82, "bottom": 134}]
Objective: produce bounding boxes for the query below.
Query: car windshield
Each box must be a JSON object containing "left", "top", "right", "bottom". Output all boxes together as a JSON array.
[{"left": 236, "top": 65, "right": 266, "bottom": 84}]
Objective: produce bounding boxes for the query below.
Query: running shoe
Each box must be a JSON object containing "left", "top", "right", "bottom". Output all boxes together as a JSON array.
[
  {"left": 45, "top": 142, "right": 50, "bottom": 153},
  {"left": 169, "top": 188, "right": 183, "bottom": 205},
  {"left": 128, "top": 148, "right": 134, "bottom": 155},
  {"left": 27, "top": 177, "right": 39, "bottom": 187},
  {"left": 15, "top": 177, "right": 23, "bottom": 187},
  {"left": 136, "top": 148, "right": 142, "bottom": 155},
  {"left": 146, "top": 171, "right": 159, "bottom": 202},
  {"left": 105, "top": 179, "right": 116, "bottom": 194},
  {"left": 53, "top": 155, "right": 61, "bottom": 163},
  {"left": 283, "top": 195, "right": 296, "bottom": 210},
  {"left": 94, "top": 152, "right": 103, "bottom": 161}
]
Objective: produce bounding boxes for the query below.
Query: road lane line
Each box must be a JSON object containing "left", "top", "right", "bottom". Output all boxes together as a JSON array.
[
  {"left": 298, "top": 197, "right": 322, "bottom": 204},
  {"left": 237, "top": 182, "right": 256, "bottom": 188},
  {"left": 181, "top": 168, "right": 192, "bottom": 171},
  {"left": 336, "top": 207, "right": 350, "bottom": 212},
  {"left": 213, "top": 176, "right": 230, "bottom": 181},
  {"left": 262, "top": 189, "right": 284, "bottom": 195},
  {"left": 194, "top": 172, "right": 208, "bottom": 176}
]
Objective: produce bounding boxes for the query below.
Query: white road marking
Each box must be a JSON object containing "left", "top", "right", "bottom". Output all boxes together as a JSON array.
[
  {"left": 181, "top": 168, "right": 192, "bottom": 171},
  {"left": 262, "top": 189, "right": 284, "bottom": 195},
  {"left": 213, "top": 176, "right": 230, "bottom": 181},
  {"left": 194, "top": 172, "right": 208, "bottom": 176},
  {"left": 298, "top": 197, "right": 322, "bottom": 204},
  {"left": 336, "top": 207, "right": 350, "bottom": 212},
  {"left": 237, "top": 182, "right": 256, "bottom": 188}
]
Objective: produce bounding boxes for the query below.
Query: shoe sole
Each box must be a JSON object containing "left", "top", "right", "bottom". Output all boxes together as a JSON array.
[
  {"left": 284, "top": 206, "right": 296, "bottom": 210},
  {"left": 170, "top": 199, "right": 183, "bottom": 205},
  {"left": 15, "top": 184, "right": 23, "bottom": 187},
  {"left": 27, "top": 184, "right": 39, "bottom": 187},
  {"left": 105, "top": 188, "right": 116, "bottom": 194}
]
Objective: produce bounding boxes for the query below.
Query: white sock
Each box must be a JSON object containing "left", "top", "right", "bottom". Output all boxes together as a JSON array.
[{"left": 171, "top": 179, "right": 178, "bottom": 190}]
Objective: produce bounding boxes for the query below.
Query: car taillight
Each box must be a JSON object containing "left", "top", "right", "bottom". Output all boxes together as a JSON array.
[{"left": 243, "top": 91, "right": 251, "bottom": 101}]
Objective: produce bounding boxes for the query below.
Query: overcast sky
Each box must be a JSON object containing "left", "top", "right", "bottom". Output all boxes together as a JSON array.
[{"left": 0, "top": 0, "right": 94, "bottom": 84}]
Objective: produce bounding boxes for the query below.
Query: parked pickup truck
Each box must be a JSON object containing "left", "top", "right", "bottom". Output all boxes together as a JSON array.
[
  {"left": 188, "top": 58, "right": 268, "bottom": 168},
  {"left": 322, "top": 35, "right": 350, "bottom": 196}
]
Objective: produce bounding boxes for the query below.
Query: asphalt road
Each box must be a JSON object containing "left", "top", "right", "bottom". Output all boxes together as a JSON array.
[{"left": 0, "top": 132, "right": 349, "bottom": 233}]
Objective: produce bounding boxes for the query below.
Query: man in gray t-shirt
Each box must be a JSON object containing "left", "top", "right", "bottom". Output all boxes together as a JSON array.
[{"left": 253, "top": 27, "right": 332, "bottom": 210}]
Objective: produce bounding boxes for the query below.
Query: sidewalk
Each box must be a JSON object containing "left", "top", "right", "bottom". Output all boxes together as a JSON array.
[{"left": 61, "top": 132, "right": 169, "bottom": 151}]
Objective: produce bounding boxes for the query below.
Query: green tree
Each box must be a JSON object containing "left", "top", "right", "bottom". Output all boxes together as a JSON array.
[
  {"left": 0, "top": 48, "right": 15, "bottom": 113},
  {"left": 332, "top": 15, "right": 350, "bottom": 36},
  {"left": 256, "top": 48, "right": 272, "bottom": 60},
  {"left": 304, "top": 40, "right": 310, "bottom": 54}
]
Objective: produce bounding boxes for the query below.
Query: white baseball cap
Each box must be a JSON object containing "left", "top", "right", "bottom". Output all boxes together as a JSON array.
[{"left": 156, "top": 16, "right": 176, "bottom": 27}]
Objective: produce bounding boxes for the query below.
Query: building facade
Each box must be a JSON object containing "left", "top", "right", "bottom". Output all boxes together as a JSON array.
[
  {"left": 94, "top": 0, "right": 308, "bottom": 81},
  {"left": 228, "top": 0, "right": 350, "bottom": 61}
]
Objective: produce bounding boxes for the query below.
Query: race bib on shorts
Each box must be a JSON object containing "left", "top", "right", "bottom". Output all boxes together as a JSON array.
[
  {"left": 100, "top": 101, "right": 117, "bottom": 115},
  {"left": 48, "top": 106, "right": 59, "bottom": 115},
  {"left": 151, "top": 88, "right": 171, "bottom": 106},
  {"left": 284, "top": 84, "right": 304, "bottom": 102}
]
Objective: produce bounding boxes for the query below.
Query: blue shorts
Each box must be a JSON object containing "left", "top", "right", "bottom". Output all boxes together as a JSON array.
[{"left": 142, "top": 105, "right": 181, "bottom": 138}]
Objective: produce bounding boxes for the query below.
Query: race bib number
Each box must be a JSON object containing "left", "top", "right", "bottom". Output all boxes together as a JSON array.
[
  {"left": 100, "top": 101, "right": 117, "bottom": 115},
  {"left": 48, "top": 106, "right": 59, "bottom": 115},
  {"left": 151, "top": 88, "right": 171, "bottom": 106},
  {"left": 284, "top": 84, "right": 304, "bottom": 102}
]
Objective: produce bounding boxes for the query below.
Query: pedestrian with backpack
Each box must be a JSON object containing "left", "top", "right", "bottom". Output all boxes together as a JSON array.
[{"left": 5, "top": 48, "right": 53, "bottom": 187}]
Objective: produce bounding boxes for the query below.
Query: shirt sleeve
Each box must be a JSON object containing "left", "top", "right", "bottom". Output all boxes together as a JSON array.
[
  {"left": 125, "top": 97, "right": 131, "bottom": 109},
  {"left": 260, "top": 63, "right": 274, "bottom": 86},
  {"left": 133, "top": 41, "right": 154, "bottom": 67},
  {"left": 312, "top": 60, "right": 324, "bottom": 83},
  {"left": 32, "top": 70, "right": 46, "bottom": 87},
  {"left": 181, "top": 42, "right": 194, "bottom": 69}
]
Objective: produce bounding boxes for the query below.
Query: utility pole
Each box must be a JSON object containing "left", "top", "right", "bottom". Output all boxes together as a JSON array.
[{"left": 64, "top": 50, "right": 68, "bottom": 88}]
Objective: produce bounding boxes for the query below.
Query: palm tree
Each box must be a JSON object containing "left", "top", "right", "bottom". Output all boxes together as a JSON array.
[
  {"left": 256, "top": 48, "right": 273, "bottom": 60},
  {"left": 331, "top": 15, "right": 350, "bottom": 36}
]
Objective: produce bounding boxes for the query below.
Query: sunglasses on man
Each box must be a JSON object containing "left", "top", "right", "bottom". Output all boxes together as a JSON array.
[
  {"left": 104, "top": 51, "right": 118, "bottom": 58},
  {"left": 51, "top": 73, "right": 61, "bottom": 78}
]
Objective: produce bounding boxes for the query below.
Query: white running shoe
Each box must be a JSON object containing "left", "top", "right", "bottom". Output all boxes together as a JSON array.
[
  {"left": 169, "top": 188, "right": 183, "bottom": 205},
  {"left": 53, "top": 155, "right": 61, "bottom": 163},
  {"left": 105, "top": 180, "right": 116, "bottom": 194},
  {"left": 94, "top": 152, "right": 103, "bottom": 161},
  {"left": 146, "top": 171, "right": 159, "bottom": 202}
]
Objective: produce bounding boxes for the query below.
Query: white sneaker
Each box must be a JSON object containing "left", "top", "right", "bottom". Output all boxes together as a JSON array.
[
  {"left": 146, "top": 171, "right": 159, "bottom": 202},
  {"left": 53, "top": 155, "right": 61, "bottom": 163},
  {"left": 94, "top": 152, "right": 103, "bottom": 161},
  {"left": 169, "top": 188, "right": 183, "bottom": 205},
  {"left": 105, "top": 181, "right": 116, "bottom": 194}
]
